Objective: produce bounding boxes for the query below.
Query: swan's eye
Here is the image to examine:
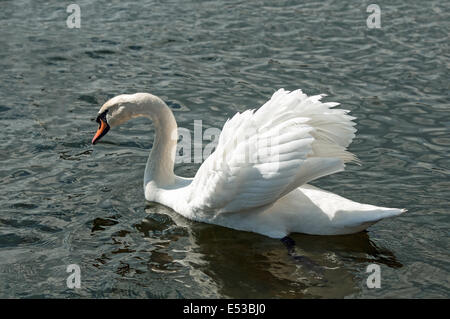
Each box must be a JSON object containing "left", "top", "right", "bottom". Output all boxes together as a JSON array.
[{"left": 96, "top": 110, "right": 108, "bottom": 123}]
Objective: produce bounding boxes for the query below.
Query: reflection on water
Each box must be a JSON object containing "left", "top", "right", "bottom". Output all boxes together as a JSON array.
[
  {"left": 88, "top": 202, "right": 403, "bottom": 299},
  {"left": 0, "top": 0, "right": 448, "bottom": 298}
]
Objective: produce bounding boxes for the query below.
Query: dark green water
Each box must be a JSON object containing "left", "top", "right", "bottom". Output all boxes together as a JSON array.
[{"left": 0, "top": 0, "right": 448, "bottom": 298}]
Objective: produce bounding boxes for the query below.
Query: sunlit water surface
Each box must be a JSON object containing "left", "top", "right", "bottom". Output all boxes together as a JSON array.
[{"left": 0, "top": 0, "right": 449, "bottom": 298}]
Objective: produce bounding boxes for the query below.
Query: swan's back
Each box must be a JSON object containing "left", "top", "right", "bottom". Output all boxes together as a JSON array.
[{"left": 186, "top": 89, "right": 357, "bottom": 214}]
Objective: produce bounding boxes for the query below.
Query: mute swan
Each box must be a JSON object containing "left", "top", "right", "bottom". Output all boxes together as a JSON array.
[{"left": 92, "top": 89, "right": 405, "bottom": 238}]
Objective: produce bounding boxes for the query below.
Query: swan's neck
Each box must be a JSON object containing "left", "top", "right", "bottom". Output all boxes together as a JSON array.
[{"left": 134, "top": 96, "right": 177, "bottom": 188}]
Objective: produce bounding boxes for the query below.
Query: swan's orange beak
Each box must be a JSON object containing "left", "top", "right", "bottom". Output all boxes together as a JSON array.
[{"left": 92, "top": 118, "right": 110, "bottom": 145}]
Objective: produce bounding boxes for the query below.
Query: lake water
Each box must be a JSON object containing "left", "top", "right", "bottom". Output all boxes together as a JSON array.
[{"left": 0, "top": 0, "right": 448, "bottom": 298}]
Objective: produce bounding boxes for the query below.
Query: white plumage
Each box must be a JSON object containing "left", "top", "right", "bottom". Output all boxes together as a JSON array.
[{"left": 93, "top": 89, "right": 405, "bottom": 238}]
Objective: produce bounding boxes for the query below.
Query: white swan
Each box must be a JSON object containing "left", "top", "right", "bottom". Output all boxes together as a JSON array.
[{"left": 92, "top": 89, "right": 405, "bottom": 238}]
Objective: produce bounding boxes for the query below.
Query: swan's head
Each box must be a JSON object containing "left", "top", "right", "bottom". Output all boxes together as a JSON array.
[
  {"left": 92, "top": 93, "right": 170, "bottom": 144},
  {"left": 91, "top": 94, "right": 141, "bottom": 144}
]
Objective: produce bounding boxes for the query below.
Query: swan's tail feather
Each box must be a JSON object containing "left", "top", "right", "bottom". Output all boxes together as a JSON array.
[
  {"left": 336, "top": 206, "right": 406, "bottom": 229},
  {"left": 364, "top": 207, "right": 406, "bottom": 222},
  {"left": 292, "top": 185, "right": 406, "bottom": 234}
]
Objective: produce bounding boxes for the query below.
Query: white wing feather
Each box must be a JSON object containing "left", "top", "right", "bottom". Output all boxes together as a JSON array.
[{"left": 186, "top": 89, "right": 357, "bottom": 215}]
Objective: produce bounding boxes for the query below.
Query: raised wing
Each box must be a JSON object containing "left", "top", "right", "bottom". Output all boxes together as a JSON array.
[{"left": 186, "top": 89, "right": 357, "bottom": 215}]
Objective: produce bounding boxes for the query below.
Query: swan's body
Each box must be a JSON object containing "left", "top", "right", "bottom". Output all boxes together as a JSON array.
[{"left": 92, "top": 89, "right": 405, "bottom": 238}]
